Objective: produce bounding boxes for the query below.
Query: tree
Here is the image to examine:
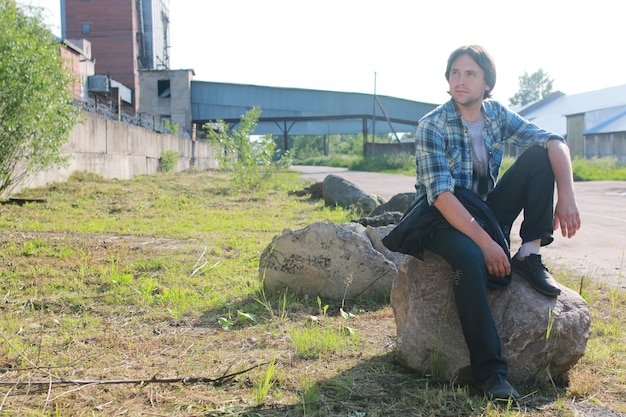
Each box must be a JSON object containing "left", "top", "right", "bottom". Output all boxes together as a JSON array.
[
  {"left": 509, "top": 68, "right": 554, "bottom": 106},
  {"left": 205, "top": 106, "right": 291, "bottom": 190},
  {"left": 0, "top": 0, "right": 80, "bottom": 195}
]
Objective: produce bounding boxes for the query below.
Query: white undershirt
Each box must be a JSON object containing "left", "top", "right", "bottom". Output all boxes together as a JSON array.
[{"left": 462, "top": 114, "right": 492, "bottom": 199}]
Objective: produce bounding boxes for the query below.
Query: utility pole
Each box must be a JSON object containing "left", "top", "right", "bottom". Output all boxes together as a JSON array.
[
  {"left": 368, "top": 72, "right": 377, "bottom": 157},
  {"left": 372, "top": 71, "right": 377, "bottom": 143}
]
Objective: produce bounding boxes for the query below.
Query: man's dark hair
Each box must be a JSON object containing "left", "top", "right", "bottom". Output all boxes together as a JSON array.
[{"left": 445, "top": 45, "right": 496, "bottom": 99}]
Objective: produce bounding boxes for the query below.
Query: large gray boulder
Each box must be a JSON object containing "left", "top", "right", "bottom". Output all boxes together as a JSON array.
[
  {"left": 260, "top": 222, "right": 397, "bottom": 300},
  {"left": 371, "top": 192, "right": 415, "bottom": 216},
  {"left": 353, "top": 212, "right": 403, "bottom": 227},
  {"left": 363, "top": 224, "right": 405, "bottom": 268},
  {"left": 322, "top": 174, "right": 380, "bottom": 214},
  {"left": 392, "top": 251, "right": 591, "bottom": 385}
]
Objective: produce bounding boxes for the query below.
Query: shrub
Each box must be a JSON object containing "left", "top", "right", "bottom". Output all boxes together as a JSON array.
[
  {"left": 160, "top": 150, "right": 180, "bottom": 172},
  {"left": 204, "top": 107, "right": 292, "bottom": 191}
]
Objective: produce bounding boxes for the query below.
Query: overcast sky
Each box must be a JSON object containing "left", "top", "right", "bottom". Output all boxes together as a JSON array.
[{"left": 25, "top": 0, "right": 626, "bottom": 105}]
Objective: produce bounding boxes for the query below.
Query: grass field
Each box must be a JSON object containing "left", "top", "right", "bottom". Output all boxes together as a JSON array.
[{"left": 0, "top": 169, "right": 624, "bottom": 416}]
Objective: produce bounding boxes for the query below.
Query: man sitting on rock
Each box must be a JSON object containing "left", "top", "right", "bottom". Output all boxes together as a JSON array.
[{"left": 382, "top": 45, "right": 581, "bottom": 400}]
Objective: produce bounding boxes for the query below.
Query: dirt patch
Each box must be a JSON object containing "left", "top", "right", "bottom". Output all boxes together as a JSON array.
[{"left": 2, "top": 230, "right": 198, "bottom": 251}]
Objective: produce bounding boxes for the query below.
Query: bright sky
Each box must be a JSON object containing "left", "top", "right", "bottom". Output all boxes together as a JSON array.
[{"left": 25, "top": 0, "right": 626, "bottom": 105}]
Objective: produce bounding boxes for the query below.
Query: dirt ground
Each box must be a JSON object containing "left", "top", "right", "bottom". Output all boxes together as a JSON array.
[{"left": 293, "top": 165, "right": 626, "bottom": 290}]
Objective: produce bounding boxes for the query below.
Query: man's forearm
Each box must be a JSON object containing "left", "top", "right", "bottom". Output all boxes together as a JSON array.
[
  {"left": 547, "top": 138, "right": 581, "bottom": 237},
  {"left": 433, "top": 191, "right": 493, "bottom": 248},
  {"left": 547, "top": 139, "right": 575, "bottom": 199}
]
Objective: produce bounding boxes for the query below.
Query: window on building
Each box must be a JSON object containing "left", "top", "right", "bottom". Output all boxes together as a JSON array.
[
  {"left": 158, "top": 79, "right": 171, "bottom": 98},
  {"left": 81, "top": 22, "right": 91, "bottom": 34}
]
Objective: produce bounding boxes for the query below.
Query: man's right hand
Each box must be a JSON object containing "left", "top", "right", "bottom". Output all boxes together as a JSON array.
[{"left": 479, "top": 238, "right": 511, "bottom": 278}]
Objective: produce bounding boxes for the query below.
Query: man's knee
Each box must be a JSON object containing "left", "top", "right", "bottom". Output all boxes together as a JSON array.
[
  {"left": 520, "top": 145, "right": 549, "bottom": 165},
  {"left": 452, "top": 245, "right": 487, "bottom": 282},
  {"left": 515, "top": 145, "right": 553, "bottom": 179}
]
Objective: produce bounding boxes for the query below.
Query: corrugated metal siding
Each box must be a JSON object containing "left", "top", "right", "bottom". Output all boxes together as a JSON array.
[
  {"left": 567, "top": 114, "right": 585, "bottom": 157},
  {"left": 190, "top": 81, "right": 437, "bottom": 136},
  {"left": 584, "top": 106, "right": 626, "bottom": 135},
  {"left": 585, "top": 132, "right": 626, "bottom": 163}
]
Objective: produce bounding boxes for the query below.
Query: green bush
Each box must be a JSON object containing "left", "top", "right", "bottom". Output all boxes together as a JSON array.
[
  {"left": 0, "top": 0, "right": 80, "bottom": 193},
  {"left": 572, "top": 156, "right": 626, "bottom": 181},
  {"left": 204, "top": 107, "right": 292, "bottom": 191},
  {"left": 350, "top": 154, "right": 415, "bottom": 173},
  {"left": 295, "top": 154, "right": 360, "bottom": 169},
  {"left": 160, "top": 150, "right": 180, "bottom": 172},
  {"left": 294, "top": 154, "right": 626, "bottom": 181}
]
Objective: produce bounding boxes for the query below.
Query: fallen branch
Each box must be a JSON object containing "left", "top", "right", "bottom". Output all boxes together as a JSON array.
[{"left": 0, "top": 361, "right": 267, "bottom": 388}]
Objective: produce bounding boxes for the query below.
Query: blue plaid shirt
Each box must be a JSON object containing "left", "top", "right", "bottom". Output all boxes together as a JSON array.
[{"left": 415, "top": 99, "right": 564, "bottom": 205}]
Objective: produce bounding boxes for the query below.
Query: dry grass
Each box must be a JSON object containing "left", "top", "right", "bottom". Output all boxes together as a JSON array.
[{"left": 0, "top": 169, "right": 624, "bottom": 416}]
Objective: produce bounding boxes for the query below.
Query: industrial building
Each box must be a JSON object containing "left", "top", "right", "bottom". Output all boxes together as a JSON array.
[
  {"left": 61, "top": 0, "right": 171, "bottom": 112},
  {"left": 58, "top": 0, "right": 626, "bottom": 162}
]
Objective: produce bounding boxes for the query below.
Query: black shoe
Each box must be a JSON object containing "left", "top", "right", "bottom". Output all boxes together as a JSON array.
[
  {"left": 481, "top": 373, "right": 521, "bottom": 401},
  {"left": 511, "top": 253, "right": 561, "bottom": 297}
]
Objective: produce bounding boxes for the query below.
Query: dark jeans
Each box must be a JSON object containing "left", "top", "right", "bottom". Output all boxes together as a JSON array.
[{"left": 426, "top": 145, "right": 555, "bottom": 382}]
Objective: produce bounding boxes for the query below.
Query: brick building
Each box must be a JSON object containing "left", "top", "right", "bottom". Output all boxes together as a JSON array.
[
  {"left": 61, "top": 0, "right": 170, "bottom": 112},
  {"left": 60, "top": 38, "right": 95, "bottom": 102}
]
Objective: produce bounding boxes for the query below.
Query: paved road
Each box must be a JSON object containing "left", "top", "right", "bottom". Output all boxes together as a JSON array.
[{"left": 293, "top": 165, "right": 626, "bottom": 290}]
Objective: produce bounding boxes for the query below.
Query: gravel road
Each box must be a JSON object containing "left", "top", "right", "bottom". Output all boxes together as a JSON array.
[{"left": 293, "top": 165, "right": 626, "bottom": 290}]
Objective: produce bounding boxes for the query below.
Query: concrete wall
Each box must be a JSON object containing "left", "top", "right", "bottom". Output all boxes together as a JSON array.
[{"left": 11, "top": 111, "right": 218, "bottom": 195}]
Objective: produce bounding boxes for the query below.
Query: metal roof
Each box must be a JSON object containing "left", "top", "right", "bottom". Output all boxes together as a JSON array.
[
  {"left": 88, "top": 75, "right": 133, "bottom": 104},
  {"left": 519, "top": 84, "right": 626, "bottom": 136},
  {"left": 190, "top": 81, "right": 438, "bottom": 136},
  {"left": 584, "top": 105, "right": 626, "bottom": 135}
]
